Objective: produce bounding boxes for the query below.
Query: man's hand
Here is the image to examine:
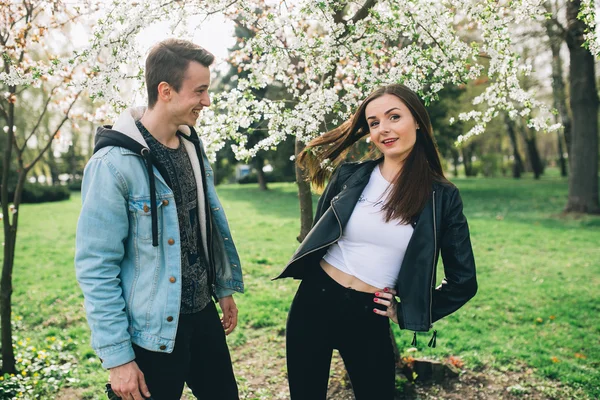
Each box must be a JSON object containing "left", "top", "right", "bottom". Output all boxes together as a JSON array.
[
  {"left": 218, "top": 295, "right": 238, "bottom": 335},
  {"left": 109, "top": 361, "right": 150, "bottom": 400}
]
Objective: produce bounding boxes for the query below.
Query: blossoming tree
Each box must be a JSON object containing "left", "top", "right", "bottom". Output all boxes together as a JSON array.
[
  {"left": 72, "top": 0, "right": 598, "bottom": 225},
  {"left": 0, "top": 0, "right": 99, "bottom": 374},
  {"left": 1, "top": 0, "right": 599, "bottom": 373}
]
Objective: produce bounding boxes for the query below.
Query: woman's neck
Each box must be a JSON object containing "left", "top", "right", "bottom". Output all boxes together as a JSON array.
[{"left": 379, "top": 157, "right": 404, "bottom": 182}]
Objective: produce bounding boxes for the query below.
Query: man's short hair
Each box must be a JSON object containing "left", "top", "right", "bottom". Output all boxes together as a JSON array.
[{"left": 145, "top": 39, "right": 215, "bottom": 108}]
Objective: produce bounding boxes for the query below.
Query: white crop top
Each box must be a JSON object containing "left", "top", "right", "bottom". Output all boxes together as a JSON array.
[{"left": 323, "top": 165, "right": 414, "bottom": 289}]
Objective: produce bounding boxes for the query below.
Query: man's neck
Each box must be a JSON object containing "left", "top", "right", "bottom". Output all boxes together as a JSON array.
[{"left": 139, "top": 107, "right": 181, "bottom": 149}]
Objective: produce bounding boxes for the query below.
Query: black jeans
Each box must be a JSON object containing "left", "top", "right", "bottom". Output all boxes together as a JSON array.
[
  {"left": 286, "top": 265, "right": 396, "bottom": 400},
  {"left": 132, "top": 301, "right": 239, "bottom": 400}
]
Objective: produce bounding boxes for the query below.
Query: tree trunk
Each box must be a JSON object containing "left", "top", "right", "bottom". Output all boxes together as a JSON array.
[
  {"left": 0, "top": 89, "right": 16, "bottom": 374},
  {"left": 461, "top": 146, "right": 474, "bottom": 177},
  {"left": 0, "top": 228, "right": 17, "bottom": 375},
  {"left": 451, "top": 149, "right": 459, "bottom": 178},
  {"left": 253, "top": 154, "right": 268, "bottom": 191},
  {"left": 46, "top": 149, "right": 59, "bottom": 185},
  {"left": 520, "top": 124, "right": 544, "bottom": 180},
  {"left": 546, "top": 12, "right": 573, "bottom": 162},
  {"left": 295, "top": 139, "right": 313, "bottom": 242},
  {"left": 504, "top": 114, "right": 524, "bottom": 178},
  {"left": 565, "top": 0, "right": 600, "bottom": 213},
  {"left": 556, "top": 127, "right": 567, "bottom": 178},
  {"left": 523, "top": 137, "right": 543, "bottom": 179}
]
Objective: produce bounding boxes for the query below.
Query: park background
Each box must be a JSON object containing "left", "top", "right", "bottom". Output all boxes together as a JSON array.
[{"left": 0, "top": 1, "right": 599, "bottom": 399}]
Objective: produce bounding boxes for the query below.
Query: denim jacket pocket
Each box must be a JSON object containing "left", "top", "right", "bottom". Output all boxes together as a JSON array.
[{"left": 128, "top": 197, "right": 164, "bottom": 241}]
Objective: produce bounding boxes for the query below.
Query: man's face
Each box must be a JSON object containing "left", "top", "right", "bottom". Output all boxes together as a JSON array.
[{"left": 168, "top": 61, "right": 211, "bottom": 126}]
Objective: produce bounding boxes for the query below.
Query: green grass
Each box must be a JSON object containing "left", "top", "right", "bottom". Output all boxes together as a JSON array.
[{"left": 1, "top": 173, "right": 599, "bottom": 399}]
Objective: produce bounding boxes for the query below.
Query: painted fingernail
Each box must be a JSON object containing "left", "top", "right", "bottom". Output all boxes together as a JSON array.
[
  {"left": 374, "top": 298, "right": 378, "bottom": 302},
  {"left": 384, "top": 287, "right": 389, "bottom": 292},
  {"left": 375, "top": 292, "right": 380, "bottom": 296},
  {"left": 373, "top": 308, "right": 378, "bottom": 313}
]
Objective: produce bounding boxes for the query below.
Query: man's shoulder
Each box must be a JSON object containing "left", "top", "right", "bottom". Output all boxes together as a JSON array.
[
  {"left": 86, "top": 146, "right": 141, "bottom": 181},
  {"left": 89, "top": 145, "right": 134, "bottom": 164}
]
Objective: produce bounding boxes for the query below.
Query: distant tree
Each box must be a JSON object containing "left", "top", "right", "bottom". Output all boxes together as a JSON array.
[
  {"left": 543, "top": 1, "right": 570, "bottom": 177},
  {"left": 0, "top": 1, "right": 96, "bottom": 373},
  {"left": 564, "top": 0, "right": 599, "bottom": 212}
]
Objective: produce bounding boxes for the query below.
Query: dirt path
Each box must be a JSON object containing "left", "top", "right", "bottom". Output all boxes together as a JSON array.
[
  {"left": 228, "top": 331, "right": 588, "bottom": 400},
  {"left": 57, "top": 331, "right": 588, "bottom": 400}
]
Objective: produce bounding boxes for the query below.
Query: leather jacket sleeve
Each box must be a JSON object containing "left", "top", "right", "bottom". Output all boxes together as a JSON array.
[
  {"left": 431, "top": 187, "right": 477, "bottom": 323},
  {"left": 312, "top": 165, "right": 343, "bottom": 226}
]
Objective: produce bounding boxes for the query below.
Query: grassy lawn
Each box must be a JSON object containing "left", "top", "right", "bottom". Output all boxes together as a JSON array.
[{"left": 1, "top": 174, "right": 599, "bottom": 399}]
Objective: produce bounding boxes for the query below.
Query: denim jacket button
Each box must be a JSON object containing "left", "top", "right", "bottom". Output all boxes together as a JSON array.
[
  {"left": 168, "top": 238, "right": 175, "bottom": 245},
  {"left": 159, "top": 345, "right": 167, "bottom": 350},
  {"left": 162, "top": 199, "right": 169, "bottom": 206},
  {"left": 143, "top": 204, "right": 149, "bottom": 213},
  {"left": 169, "top": 276, "right": 176, "bottom": 283},
  {"left": 166, "top": 316, "right": 173, "bottom": 322}
]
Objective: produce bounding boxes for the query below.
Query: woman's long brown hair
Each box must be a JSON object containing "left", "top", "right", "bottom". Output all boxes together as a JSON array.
[{"left": 298, "top": 84, "right": 449, "bottom": 224}]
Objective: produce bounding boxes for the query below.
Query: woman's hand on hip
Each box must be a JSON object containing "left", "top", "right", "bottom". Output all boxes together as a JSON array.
[{"left": 373, "top": 287, "right": 399, "bottom": 324}]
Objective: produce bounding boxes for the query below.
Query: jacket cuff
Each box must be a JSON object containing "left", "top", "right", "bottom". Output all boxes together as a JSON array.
[
  {"left": 216, "top": 287, "right": 236, "bottom": 299},
  {"left": 98, "top": 342, "right": 136, "bottom": 369}
]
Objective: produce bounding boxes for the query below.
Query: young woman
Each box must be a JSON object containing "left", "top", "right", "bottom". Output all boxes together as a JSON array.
[{"left": 275, "top": 84, "right": 478, "bottom": 399}]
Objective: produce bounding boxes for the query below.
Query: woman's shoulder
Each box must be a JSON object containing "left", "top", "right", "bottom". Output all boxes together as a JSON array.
[
  {"left": 433, "top": 178, "right": 457, "bottom": 191},
  {"left": 433, "top": 179, "right": 461, "bottom": 202}
]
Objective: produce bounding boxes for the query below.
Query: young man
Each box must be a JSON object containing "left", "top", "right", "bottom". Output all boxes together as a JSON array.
[{"left": 75, "top": 39, "right": 244, "bottom": 400}]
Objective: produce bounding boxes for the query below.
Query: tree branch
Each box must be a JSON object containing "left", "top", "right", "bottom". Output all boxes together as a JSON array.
[
  {"left": 19, "top": 85, "right": 58, "bottom": 153},
  {"left": 17, "top": 1, "right": 35, "bottom": 66},
  {"left": 543, "top": 1, "right": 566, "bottom": 39},
  {"left": 24, "top": 92, "right": 80, "bottom": 173},
  {"left": 0, "top": 102, "right": 8, "bottom": 122},
  {"left": 351, "top": 0, "right": 377, "bottom": 25}
]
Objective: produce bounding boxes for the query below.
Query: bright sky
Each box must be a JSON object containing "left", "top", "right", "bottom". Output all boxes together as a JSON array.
[
  {"left": 70, "top": 12, "right": 235, "bottom": 70},
  {"left": 135, "top": 14, "right": 236, "bottom": 71}
]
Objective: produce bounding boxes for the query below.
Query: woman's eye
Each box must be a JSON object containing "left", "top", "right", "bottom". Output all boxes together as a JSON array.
[
  {"left": 390, "top": 114, "right": 400, "bottom": 121},
  {"left": 370, "top": 121, "right": 379, "bottom": 128}
]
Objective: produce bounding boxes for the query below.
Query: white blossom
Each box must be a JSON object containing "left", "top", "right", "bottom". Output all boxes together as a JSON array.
[{"left": 3, "top": 0, "right": 597, "bottom": 158}]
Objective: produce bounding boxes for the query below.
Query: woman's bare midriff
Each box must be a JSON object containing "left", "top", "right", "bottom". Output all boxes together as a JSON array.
[{"left": 319, "top": 259, "right": 383, "bottom": 294}]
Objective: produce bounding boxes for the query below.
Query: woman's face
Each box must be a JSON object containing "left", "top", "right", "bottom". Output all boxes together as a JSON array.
[{"left": 365, "top": 94, "right": 418, "bottom": 165}]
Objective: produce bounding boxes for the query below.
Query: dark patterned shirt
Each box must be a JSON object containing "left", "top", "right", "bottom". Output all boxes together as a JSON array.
[{"left": 136, "top": 121, "right": 210, "bottom": 314}]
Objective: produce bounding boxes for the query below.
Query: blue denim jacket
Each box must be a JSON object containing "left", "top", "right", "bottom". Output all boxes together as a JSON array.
[{"left": 75, "top": 108, "right": 244, "bottom": 369}]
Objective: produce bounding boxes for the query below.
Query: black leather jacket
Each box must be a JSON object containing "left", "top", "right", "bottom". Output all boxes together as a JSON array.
[{"left": 275, "top": 159, "right": 477, "bottom": 332}]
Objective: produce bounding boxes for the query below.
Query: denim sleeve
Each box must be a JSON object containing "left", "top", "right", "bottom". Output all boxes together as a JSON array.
[
  {"left": 216, "top": 287, "right": 236, "bottom": 299},
  {"left": 75, "top": 154, "right": 135, "bottom": 369}
]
